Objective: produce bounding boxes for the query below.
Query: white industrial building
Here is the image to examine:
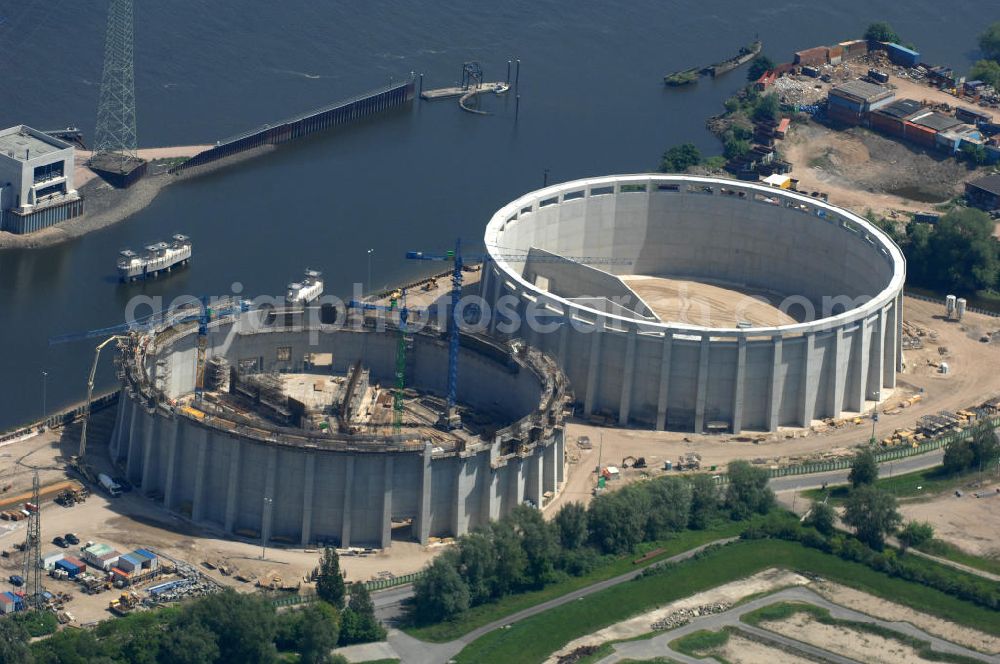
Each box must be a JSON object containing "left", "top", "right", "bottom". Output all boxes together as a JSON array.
[{"left": 0, "top": 125, "right": 84, "bottom": 234}]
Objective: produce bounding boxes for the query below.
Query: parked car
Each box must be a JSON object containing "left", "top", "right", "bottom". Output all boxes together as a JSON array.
[
  {"left": 53, "top": 536, "right": 68, "bottom": 548},
  {"left": 64, "top": 533, "right": 79, "bottom": 545},
  {"left": 8, "top": 575, "right": 23, "bottom": 587}
]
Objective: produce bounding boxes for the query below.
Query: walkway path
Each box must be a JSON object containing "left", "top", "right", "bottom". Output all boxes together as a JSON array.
[{"left": 602, "top": 586, "right": 998, "bottom": 664}]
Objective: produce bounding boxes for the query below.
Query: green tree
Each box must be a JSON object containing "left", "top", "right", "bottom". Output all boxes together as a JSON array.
[
  {"left": 645, "top": 477, "right": 693, "bottom": 539},
  {"left": 723, "top": 139, "right": 751, "bottom": 160},
  {"left": 970, "top": 422, "right": 1000, "bottom": 471},
  {"left": 509, "top": 505, "right": 559, "bottom": 587},
  {"left": 340, "top": 583, "right": 386, "bottom": 645},
  {"left": 489, "top": 520, "right": 529, "bottom": 595},
  {"left": 747, "top": 54, "right": 776, "bottom": 82},
  {"left": 554, "top": 502, "right": 589, "bottom": 550},
  {"left": 848, "top": 447, "right": 879, "bottom": 488},
  {"left": 688, "top": 474, "right": 719, "bottom": 529},
  {"left": 970, "top": 59, "right": 1000, "bottom": 89},
  {"left": 724, "top": 460, "right": 775, "bottom": 520},
  {"left": 660, "top": 143, "right": 702, "bottom": 173},
  {"left": 917, "top": 208, "right": 999, "bottom": 294},
  {"left": 804, "top": 500, "right": 836, "bottom": 536},
  {"left": 897, "top": 520, "right": 934, "bottom": 551},
  {"left": 943, "top": 437, "right": 975, "bottom": 475},
  {"left": 456, "top": 531, "right": 497, "bottom": 604},
  {"left": 412, "top": 551, "right": 470, "bottom": 622},
  {"left": 0, "top": 616, "right": 31, "bottom": 664},
  {"left": 157, "top": 621, "right": 219, "bottom": 664},
  {"left": 979, "top": 21, "right": 1000, "bottom": 61},
  {"left": 316, "top": 547, "right": 346, "bottom": 609},
  {"left": 588, "top": 484, "right": 651, "bottom": 553},
  {"left": 297, "top": 602, "right": 341, "bottom": 664},
  {"left": 864, "top": 21, "right": 900, "bottom": 43},
  {"left": 842, "top": 485, "right": 902, "bottom": 549},
  {"left": 751, "top": 93, "right": 780, "bottom": 124},
  {"left": 184, "top": 590, "right": 277, "bottom": 664},
  {"left": 961, "top": 142, "right": 989, "bottom": 166}
]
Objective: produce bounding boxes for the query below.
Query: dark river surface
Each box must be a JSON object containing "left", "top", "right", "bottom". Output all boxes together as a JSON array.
[{"left": 0, "top": 0, "right": 988, "bottom": 429}]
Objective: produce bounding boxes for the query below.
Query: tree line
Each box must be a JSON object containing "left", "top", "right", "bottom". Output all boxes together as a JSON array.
[
  {"left": 411, "top": 461, "right": 774, "bottom": 624},
  {"left": 4, "top": 548, "right": 384, "bottom": 664}
]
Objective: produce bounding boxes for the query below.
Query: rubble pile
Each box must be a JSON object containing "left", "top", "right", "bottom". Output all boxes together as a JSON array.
[{"left": 649, "top": 602, "right": 733, "bottom": 631}]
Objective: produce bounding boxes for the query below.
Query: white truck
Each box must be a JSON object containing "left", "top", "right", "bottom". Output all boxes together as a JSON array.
[{"left": 97, "top": 473, "right": 122, "bottom": 497}]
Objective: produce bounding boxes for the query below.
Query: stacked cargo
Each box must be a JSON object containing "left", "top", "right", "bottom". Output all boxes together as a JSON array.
[
  {"left": 827, "top": 44, "right": 844, "bottom": 65},
  {"left": 55, "top": 557, "right": 86, "bottom": 578},
  {"left": 839, "top": 39, "right": 869, "bottom": 60},
  {"left": 42, "top": 551, "right": 65, "bottom": 570},
  {"left": 82, "top": 543, "right": 121, "bottom": 571}
]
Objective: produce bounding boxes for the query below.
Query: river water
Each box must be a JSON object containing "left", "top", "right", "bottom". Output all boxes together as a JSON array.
[{"left": 0, "top": 0, "right": 987, "bottom": 429}]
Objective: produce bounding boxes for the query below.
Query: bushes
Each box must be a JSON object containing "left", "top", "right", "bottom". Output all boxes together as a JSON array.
[
  {"left": 898, "top": 521, "right": 934, "bottom": 551},
  {"left": 724, "top": 461, "right": 774, "bottom": 520}
]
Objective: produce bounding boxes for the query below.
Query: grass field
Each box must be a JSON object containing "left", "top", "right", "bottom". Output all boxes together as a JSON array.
[
  {"left": 670, "top": 628, "right": 732, "bottom": 658},
  {"left": 803, "top": 465, "right": 989, "bottom": 504},
  {"left": 452, "top": 539, "right": 1000, "bottom": 664},
  {"left": 404, "top": 521, "right": 746, "bottom": 642},
  {"left": 917, "top": 539, "right": 1000, "bottom": 576}
]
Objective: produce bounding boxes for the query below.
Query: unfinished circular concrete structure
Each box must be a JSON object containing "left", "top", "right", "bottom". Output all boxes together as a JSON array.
[
  {"left": 481, "top": 174, "right": 905, "bottom": 433},
  {"left": 109, "top": 306, "right": 569, "bottom": 548}
]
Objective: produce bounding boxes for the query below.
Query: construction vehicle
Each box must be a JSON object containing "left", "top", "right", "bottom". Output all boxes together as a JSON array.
[
  {"left": 109, "top": 591, "right": 140, "bottom": 616},
  {"left": 677, "top": 453, "right": 702, "bottom": 471}
]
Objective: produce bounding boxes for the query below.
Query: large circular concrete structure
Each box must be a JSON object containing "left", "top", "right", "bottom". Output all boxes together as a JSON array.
[
  {"left": 481, "top": 174, "right": 905, "bottom": 433},
  {"left": 109, "top": 306, "right": 569, "bottom": 548}
]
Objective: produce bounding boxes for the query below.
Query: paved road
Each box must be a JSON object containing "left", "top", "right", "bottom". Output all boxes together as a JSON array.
[
  {"left": 769, "top": 449, "right": 944, "bottom": 492},
  {"left": 603, "top": 586, "right": 999, "bottom": 664},
  {"left": 367, "top": 538, "right": 739, "bottom": 664}
]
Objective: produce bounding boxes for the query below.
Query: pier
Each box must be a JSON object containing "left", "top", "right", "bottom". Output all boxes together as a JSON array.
[{"left": 420, "top": 82, "right": 508, "bottom": 100}]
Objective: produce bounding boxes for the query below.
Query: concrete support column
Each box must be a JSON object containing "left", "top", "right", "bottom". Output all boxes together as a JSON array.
[
  {"left": 871, "top": 309, "right": 886, "bottom": 401},
  {"left": 452, "top": 457, "right": 469, "bottom": 537},
  {"left": 885, "top": 299, "right": 898, "bottom": 387},
  {"left": 732, "top": 336, "right": 747, "bottom": 434},
  {"left": 125, "top": 402, "right": 139, "bottom": 480},
  {"left": 381, "top": 456, "right": 393, "bottom": 549},
  {"left": 191, "top": 429, "right": 209, "bottom": 523},
  {"left": 111, "top": 398, "right": 126, "bottom": 460},
  {"left": 140, "top": 418, "right": 155, "bottom": 493},
  {"left": 557, "top": 318, "right": 569, "bottom": 366},
  {"left": 618, "top": 329, "right": 637, "bottom": 426},
  {"left": 583, "top": 319, "right": 604, "bottom": 416},
  {"left": 416, "top": 444, "right": 432, "bottom": 544},
  {"left": 261, "top": 447, "right": 277, "bottom": 545},
  {"left": 162, "top": 421, "right": 180, "bottom": 509},
  {"left": 542, "top": 442, "right": 557, "bottom": 495},
  {"left": 486, "top": 443, "right": 500, "bottom": 521},
  {"left": 530, "top": 452, "right": 543, "bottom": 507},
  {"left": 488, "top": 271, "right": 503, "bottom": 335},
  {"left": 340, "top": 456, "right": 355, "bottom": 548},
  {"left": 301, "top": 455, "right": 315, "bottom": 546},
  {"left": 655, "top": 333, "right": 673, "bottom": 430},
  {"left": 694, "top": 336, "right": 710, "bottom": 433},
  {"left": 895, "top": 292, "right": 904, "bottom": 373},
  {"left": 556, "top": 429, "right": 565, "bottom": 485},
  {"left": 830, "top": 328, "right": 846, "bottom": 417},
  {"left": 801, "top": 333, "right": 818, "bottom": 427},
  {"left": 514, "top": 457, "right": 526, "bottom": 506},
  {"left": 224, "top": 441, "right": 242, "bottom": 533},
  {"left": 851, "top": 320, "right": 871, "bottom": 411},
  {"left": 767, "top": 336, "right": 784, "bottom": 431}
]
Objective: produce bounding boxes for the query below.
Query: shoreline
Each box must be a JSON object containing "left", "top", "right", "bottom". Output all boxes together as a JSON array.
[{"left": 0, "top": 145, "right": 272, "bottom": 251}]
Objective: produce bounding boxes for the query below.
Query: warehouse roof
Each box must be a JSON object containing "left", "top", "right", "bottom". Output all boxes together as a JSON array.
[
  {"left": 876, "top": 98, "right": 925, "bottom": 120},
  {"left": 969, "top": 174, "right": 1000, "bottom": 196},
  {"left": 909, "top": 111, "right": 962, "bottom": 132},
  {"left": 830, "top": 80, "right": 893, "bottom": 103}
]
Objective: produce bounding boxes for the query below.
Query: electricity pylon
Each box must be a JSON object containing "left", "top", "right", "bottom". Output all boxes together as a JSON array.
[{"left": 93, "top": 0, "right": 138, "bottom": 171}]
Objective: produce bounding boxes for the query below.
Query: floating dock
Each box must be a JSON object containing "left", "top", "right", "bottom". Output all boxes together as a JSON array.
[{"left": 420, "top": 82, "right": 508, "bottom": 100}]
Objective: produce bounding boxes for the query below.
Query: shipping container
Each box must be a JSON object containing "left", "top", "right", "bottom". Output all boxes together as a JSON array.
[
  {"left": 956, "top": 107, "right": 991, "bottom": 125},
  {"left": 794, "top": 46, "right": 828, "bottom": 66},
  {"left": 887, "top": 43, "right": 920, "bottom": 67},
  {"left": 840, "top": 39, "right": 869, "bottom": 59},
  {"left": 827, "top": 104, "right": 865, "bottom": 126},
  {"left": 870, "top": 111, "right": 906, "bottom": 137},
  {"left": 801, "top": 65, "right": 820, "bottom": 78},
  {"left": 904, "top": 121, "right": 938, "bottom": 148},
  {"left": 55, "top": 557, "right": 85, "bottom": 578}
]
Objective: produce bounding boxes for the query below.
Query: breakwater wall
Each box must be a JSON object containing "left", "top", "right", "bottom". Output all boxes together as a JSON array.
[{"left": 171, "top": 77, "right": 415, "bottom": 174}]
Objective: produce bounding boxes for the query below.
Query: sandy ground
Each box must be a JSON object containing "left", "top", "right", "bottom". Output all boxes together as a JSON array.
[
  {"left": 811, "top": 580, "right": 1000, "bottom": 655},
  {"left": 74, "top": 146, "right": 211, "bottom": 187},
  {"left": 761, "top": 611, "right": 940, "bottom": 664},
  {"left": 713, "top": 632, "right": 815, "bottom": 664},
  {"left": 619, "top": 275, "right": 798, "bottom": 328},
  {"left": 548, "top": 568, "right": 810, "bottom": 661},
  {"left": 899, "top": 482, "right": 1000, "bottom": 558},
  {"left": 548, "top": 297, "right": 1000, "bottom": 513}
]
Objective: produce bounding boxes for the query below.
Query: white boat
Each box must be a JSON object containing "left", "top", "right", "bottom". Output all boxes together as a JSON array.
[
  {"left": 286, "top": 269, "right": 324, "bottom": 305},
  {"left": 118, "top": 234, "right": 191, "bottom": 281}
]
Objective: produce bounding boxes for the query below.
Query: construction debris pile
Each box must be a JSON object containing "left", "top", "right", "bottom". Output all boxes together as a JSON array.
[{"left": 650, "top": 602, "right": 734, "bottom": 631}]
